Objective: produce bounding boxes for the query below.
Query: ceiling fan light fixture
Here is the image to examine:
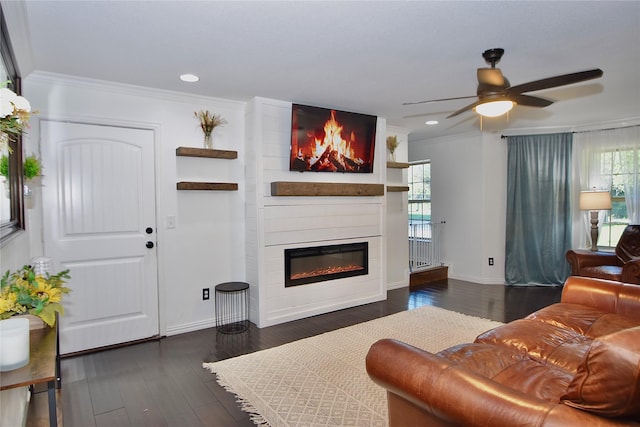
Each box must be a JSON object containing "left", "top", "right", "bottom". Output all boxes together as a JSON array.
[{"left": 474, "top": 100, "right": 514, "bottom": 117}]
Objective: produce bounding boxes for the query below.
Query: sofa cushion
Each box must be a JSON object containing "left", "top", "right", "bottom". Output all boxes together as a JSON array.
[
  {"left": 528, "top": 303, "right": 640, "bottom": 338},
  {"left": 526, "top": 303, "right": 608, "bottom": 335},
  {"left": 438, "top": 343, "right": 574, "bottom": 402},
  {"left": 563, "top": 326, "right": 640, "bottom": 418},
  {"left": 437, "top": 343, "right": 530, "bottom": 378},
  {"left": 475, "top": 318, "right": 591, "bottom": 372}
]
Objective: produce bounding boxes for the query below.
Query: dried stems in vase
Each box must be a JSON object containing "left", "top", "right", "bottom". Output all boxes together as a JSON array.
[
  {"left": 195, "top": 110, "right": 227, "bottom": 149},
  {"left": 386, "top": 135, "right": 399, "bottom": 161}
]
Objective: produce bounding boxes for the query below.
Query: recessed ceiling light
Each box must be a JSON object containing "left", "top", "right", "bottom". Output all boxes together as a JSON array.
[
  {"left": 180, "top": 73, "right": 199, "bottom": 83},
  {"left": 425, "top": 120, "right": 439, "bottom": 126}
]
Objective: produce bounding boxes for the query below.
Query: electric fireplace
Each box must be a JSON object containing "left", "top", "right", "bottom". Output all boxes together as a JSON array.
[{"left": 285, "top": 242, "right": 368, "bottom": 287}]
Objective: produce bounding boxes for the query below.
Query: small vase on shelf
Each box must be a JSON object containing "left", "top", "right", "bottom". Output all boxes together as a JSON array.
[
  {"left": 204, "top": 133, "right": 213, "bottom": 149},
  {"left": 388, "top": 151, "right": 396, "bottom": 162},
  {"left": 195, "top": 110, "right": 227, "bottom": 150}
]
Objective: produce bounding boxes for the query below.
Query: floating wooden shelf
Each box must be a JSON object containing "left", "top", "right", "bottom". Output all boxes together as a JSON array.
[
  {"left": 386, "top": 161, "right": 410, "bottom": 169},
  {"left": 387, "top": 185, "right": 409, "bottom": 192},
  {"left": 176, "top": 147, "right": 237, "bottom": 159},
  {"left": 177, "top": 182, "right": 238, "bottom": 191},
  {"left": 271, "top": 182, "right": 384, "bottom": 197}
]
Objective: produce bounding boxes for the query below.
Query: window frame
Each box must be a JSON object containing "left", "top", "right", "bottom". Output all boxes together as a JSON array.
[
  {"left": 408, "top": 161, "right": 431, "bottom": 224},
  {"left": 593, "top": 146, "right": 635, "bottom": 248},
  {"left": 0, "top": 6, "right": 26, "bottom": 245}
]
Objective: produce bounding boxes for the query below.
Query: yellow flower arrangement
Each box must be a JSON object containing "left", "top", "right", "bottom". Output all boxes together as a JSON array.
[{"left": 0, "top": 265, "right": 70, "bottom": 327}]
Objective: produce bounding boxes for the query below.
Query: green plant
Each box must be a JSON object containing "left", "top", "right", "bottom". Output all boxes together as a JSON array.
[
  {"left": 23, "top": 154, "right": 42, "bottom": 180},
  {"left": 0, "top": 154, "right": 42, "bottom": 179},
  {"left": 0, "top": 154, "right": 7, "bottom": 178}
]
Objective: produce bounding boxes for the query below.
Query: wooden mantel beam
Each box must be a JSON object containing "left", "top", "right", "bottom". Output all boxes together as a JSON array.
[{"left": 271, "top": 181, "right": 384, "bottom": 197}]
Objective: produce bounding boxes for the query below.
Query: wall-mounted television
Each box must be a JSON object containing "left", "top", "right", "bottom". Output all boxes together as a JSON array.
[{"left": 290, "top": 104, "right": 377, "bottom": 173}]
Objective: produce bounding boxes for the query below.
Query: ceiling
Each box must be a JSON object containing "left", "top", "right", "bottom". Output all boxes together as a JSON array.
[{"left": 3, "top": 1, "right": 640, "bottom": 142}]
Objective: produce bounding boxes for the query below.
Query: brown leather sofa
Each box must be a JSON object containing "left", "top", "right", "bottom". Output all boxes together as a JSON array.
[
  {"left": 566, "top": 224, "right": 640, "bottom": 284},
  {"left": 366, "top": 276, "right": 640, "bottom": 426}
]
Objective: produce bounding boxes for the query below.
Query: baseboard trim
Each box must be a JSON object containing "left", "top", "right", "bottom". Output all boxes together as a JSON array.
[
  {"left": 387, "top": 280, "right": 409, "bottom": 290},
  {"left": 166, "top": 319, "right": 216, "bottom": 336}
]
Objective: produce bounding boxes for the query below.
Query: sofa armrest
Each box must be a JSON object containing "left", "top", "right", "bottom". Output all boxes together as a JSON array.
[
  {"left": 366, "top": 339, "right": 633, "bottom": 427},
  {"left": 566, "top": 249, "right": 621, "bottom": 274},
  {"left": 562, "top": 276, "right": 640, "bottom": 316},
  {"left": 621, "top": 259, "right": 640, "bottom": 284}
]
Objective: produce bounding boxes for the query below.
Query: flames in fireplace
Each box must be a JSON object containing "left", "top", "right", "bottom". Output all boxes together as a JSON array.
[
  {"left": 290, "top": 264, "right": 365, "bottom": 280},
  {"left": 292, "top": 110, "right": 368, "bottom": 173},
  {"left": 285, "top": 242, "right": 368, "bottom": 287}
]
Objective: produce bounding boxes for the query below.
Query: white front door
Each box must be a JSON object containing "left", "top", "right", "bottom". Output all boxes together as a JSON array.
[{"left": 41, "top": 121, "right": 159, "bottom": 354}]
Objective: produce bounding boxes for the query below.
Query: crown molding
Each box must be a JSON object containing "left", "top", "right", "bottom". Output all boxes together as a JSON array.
[
  {"left": 25, "top": 70, "right": 246, "bottom": 109},
  {"left": 501, "top": 116, "right": 640, "bottom": 137}
]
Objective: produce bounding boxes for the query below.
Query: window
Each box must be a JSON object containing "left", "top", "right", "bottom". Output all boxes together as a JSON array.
[
  {"left": 408, "top": 162, "right": 430, "bottom": 224},
  {"left": 574, "top": 126, "right": 640, "bottom": 250},
  {"left": 597, "top": 147, "right": 637, "bottom": 247}
]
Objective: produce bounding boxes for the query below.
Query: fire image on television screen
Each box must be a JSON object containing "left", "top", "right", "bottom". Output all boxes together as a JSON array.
[{"left": 290, "top": 104, "right": 377, "bottom": 173}]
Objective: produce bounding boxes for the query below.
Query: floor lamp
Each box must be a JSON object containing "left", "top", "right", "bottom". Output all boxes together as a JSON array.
[{"left": 579, "top": 189, "right": 612, "bottom": 251}]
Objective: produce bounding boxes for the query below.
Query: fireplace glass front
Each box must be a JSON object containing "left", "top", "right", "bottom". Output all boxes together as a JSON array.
[{"left": 285, "top": 242, "right": 368, "bottom": 287}]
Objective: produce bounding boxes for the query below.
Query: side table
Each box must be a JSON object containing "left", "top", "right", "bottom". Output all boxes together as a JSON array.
[
  {"left": 215, "top": 282, "right": 249, "bottom": 334},
  {"left": 0, "top": 325, "right": 60, "bottom": 427}
]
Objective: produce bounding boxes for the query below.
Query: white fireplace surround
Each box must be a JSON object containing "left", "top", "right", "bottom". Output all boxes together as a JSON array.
[{"left": 245, "top": 98, "right": 387, "bottom": 328}]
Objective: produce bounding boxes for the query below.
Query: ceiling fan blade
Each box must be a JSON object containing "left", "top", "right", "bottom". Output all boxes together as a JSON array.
[
  {"left": 477, "top": 68, "right": 505, "bottom": 86},
  {"left": 446, "top": 100, "right": 482, "bottom": 118},
  {"left": 509, "top": 69, "right": 603, "bottom": 94},
  {"left": 509, "top": 94, "right": 553, "bottom": 108},
  {"left": 403, "top": 95, "right": 476, "bottom": 106}
]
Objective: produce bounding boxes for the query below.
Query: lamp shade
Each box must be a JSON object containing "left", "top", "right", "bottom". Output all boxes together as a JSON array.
[
  {"left": 579, "top": 190, "right": 612, "bottom": 210},
  {"left": 474, "top": 100, "right": 514, "bottom": 117}
]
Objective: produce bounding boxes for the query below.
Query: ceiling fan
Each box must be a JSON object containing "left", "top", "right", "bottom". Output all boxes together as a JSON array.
[{"left": 404, "top": 48, "right": 603, "bottom": 118}]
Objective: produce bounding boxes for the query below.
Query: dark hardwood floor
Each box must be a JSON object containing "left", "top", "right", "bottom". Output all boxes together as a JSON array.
[{"left": 32, "top": 279, "right": 562, "bottom": 427}]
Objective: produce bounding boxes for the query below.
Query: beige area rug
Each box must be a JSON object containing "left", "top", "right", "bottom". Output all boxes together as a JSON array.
[{"left": 202, "top": 305, "right": 503, "bottom": 427}]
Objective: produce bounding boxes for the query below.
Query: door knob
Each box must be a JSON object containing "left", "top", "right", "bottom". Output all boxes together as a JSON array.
[
  {"left": 146, "top": 227, "right": 153, "bottom": 234},
  {"left": 146, "top": 241, "right": 154, "bottom": 249}
]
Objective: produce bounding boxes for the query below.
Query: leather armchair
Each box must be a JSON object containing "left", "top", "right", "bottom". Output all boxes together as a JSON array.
[{"left": 566, "top": 225, "right": 640, "bottom": 284}]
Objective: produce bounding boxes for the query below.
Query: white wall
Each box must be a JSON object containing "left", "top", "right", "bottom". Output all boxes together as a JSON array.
[
  {"left": 480, "top": 133, "right": 508, "bottom": 281},
  {"left": 409, "top": 131, "right": 506, "bottom": 284},
  {"left": 22, "top": 72, "right": 246, "bottom": 335},
  {"left": 0, "top": 233, "right": 30, "bottom": 273},
  {"left": 386, "top": 125, "right": 410, "bottom": 289}
]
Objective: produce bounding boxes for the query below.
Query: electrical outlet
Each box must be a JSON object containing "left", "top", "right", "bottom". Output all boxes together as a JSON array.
[
  {"left": 488, "top": 257, "right": 494, "bottom": 266},
  {"left": 202, "top": 288, "right": 210, "bottom": 300}
]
